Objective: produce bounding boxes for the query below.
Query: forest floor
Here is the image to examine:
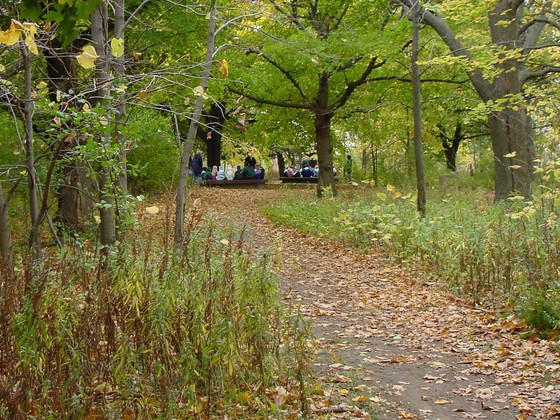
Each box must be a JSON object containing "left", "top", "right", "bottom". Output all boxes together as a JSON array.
[{"left": 155, "top": 186, "right": 560, "bottom": 419}]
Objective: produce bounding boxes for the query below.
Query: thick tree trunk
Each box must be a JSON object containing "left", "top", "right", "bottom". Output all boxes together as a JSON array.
[
  {"left": 488, "top": 107, "right": 533, "bottom": 200},
  {"left": 45, "top": 37, "right": 95, "bottom": 234},
  {"left": 487, "top": 3, "right": 533, "bottom": 200},
  {"left": 204, "top": 103, "right": 226, "bottom": 168},
  {"left": 315, "top": 73, "right": 336, "bottom": 197},
  {"left": 276, "top": 152, "right": 285, "bottom": 177}
]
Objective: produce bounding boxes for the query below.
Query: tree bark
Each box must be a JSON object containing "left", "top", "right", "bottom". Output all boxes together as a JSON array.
[
  {"left": 92, "top": 1, "right": 116, "bottom": 246},
  {"left": 0, "top": 181, "right": 14, "bottom": 281},
  {"left": 315, "top": 73, "right": 336, "bottom": 197},
  {"left": 22, "top": 48, "right": 42, "bottom": 261},
  {"left": 203, "top": 102, "right": 226, "bottom": 168},
  {"left": 411, "top": 0, "right": 426, "bottom": 217},
  {"left": 114, "top": 0, "right": 128, "bottom": 193},
  {"left": 174, "top": 4, "right": 217, "bottom": 250}
]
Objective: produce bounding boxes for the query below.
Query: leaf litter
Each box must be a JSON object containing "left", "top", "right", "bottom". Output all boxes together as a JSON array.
[{"left": 150, "top": 188, "right": 559, "bottom": 419}]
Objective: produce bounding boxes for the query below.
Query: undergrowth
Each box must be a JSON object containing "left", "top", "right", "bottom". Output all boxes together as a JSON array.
[
  {"left": 0, "top": 216, "right": 313, "bottom": 417},
  {"left": 262, "top": 171, "right": 560, "bottom": 338}
]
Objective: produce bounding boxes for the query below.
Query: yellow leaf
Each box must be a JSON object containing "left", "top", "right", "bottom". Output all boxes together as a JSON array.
[
  {"left": 219, "top": 59, "right": 229, "bottom": 78},
  {"left": 331, "top": 353, "right": 341, "bottom": 362},
  {"left": 138, "top": 89, "right": 149, "bottom": 99},
  {"left": 25, "top": 36, "right": 38, "bottom": 55},
  {"left": 220, "top": 239, "right": 230, "bottom": 245},
  {"left": 193, "top": 85, "right": 208, "bottom": 99},
  {"left": 509, "top": 165, "right": 521, "bottom": 169},
  {"left": 99, "top": 116, "right": 108, "bottom": 126},
  {"left": 110, "top": 37, "right": 124, "bottom": 58},
  {"left": 0, "top": 21, "right": 22, "bottom": 46},
  {"left": 145, "top": 206, "right": 160, "bottom": 214},
  {"left": 434, "top": 399, "right": 451, "bottom": 405},
  {"left": 82, "top": 103, "right": 91, "bottom": 112},
  {"left": 503, "top": 151, "right": 517, "bottom": 158},
  {"left": 76, "top": 45, "right": 99, "bottom": 69}
]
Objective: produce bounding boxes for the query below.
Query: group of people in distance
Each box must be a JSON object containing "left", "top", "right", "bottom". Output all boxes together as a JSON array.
[
  {"left": 283, "top": 154, "right": 353, "bottom": 182},
  {"left": 190, "top": 150, "right": 265, "bottom": 186},
  {"left": 283, "top": 157, "right": 333, "bottom": 179}
]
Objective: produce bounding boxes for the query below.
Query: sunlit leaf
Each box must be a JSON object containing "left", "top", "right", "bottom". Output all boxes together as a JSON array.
[
  {"left": 76, "top": 45, "right": 98, "bottom": 69},
  {"left": 110, "top": 37, "right": 124, "bottom": 58},
  {"left": 503, "top": 151, "right": 517, "bottom": 158},
  {"left": 219, "top": 59, "right": 229, "bottom": 78},
  {"left": 0, "top": 20, "right": 22, "bottom": 46},
  {"left": 145, "top": 206, "right": 160, "bottom": 214}
]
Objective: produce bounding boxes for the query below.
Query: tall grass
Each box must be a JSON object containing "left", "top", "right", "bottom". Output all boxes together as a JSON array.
[
  {"left": 262, "top": 173, "right": 560, "bottom": 336},
  {"left": 0, "top": 218, "right": 312, "bottom": 417}
]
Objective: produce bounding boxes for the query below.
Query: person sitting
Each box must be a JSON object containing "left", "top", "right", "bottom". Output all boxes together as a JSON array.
[
  {"left": 240, "top": 163, "right": 256, "bottom": 179},
  {"left": 244, "top": 152, "right": 256, "bottom": 168},
  {"left": 211, "top": 165, "right": 218, "bottom": 181},
  {"left": 254, "top": 163, "right": 265, "bottom": 180},
  {"left": 216, "top": 166, "right": 226, "bottom": 180},
  {"left": 285, "top": 165, "right": 297, "bottom": 177},
  {"left": 301, "top": 165, "right": 313, "bottom": 177},
  {"left": 201, "top": 167, "right": 212, "bottom": 181},
  {"left": 233, "top": 165, "right": 243, "bottom": 180},
  {"left": 226, "top": 166, "right": 234, "bottom": 180},
  {"left": 313, "top": 165, "right": 319, "bottom": 177}
]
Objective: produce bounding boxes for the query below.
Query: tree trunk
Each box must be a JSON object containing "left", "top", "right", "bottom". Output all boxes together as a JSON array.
[
  {"left": 204, "top": 103, "right": 226, "bottom": 168},
  {"left": 92, "top": 2, "right": 116, "bottom": 247},
  {"left": 45, "top": 37, "right": 94, "bottom": 234},
  {"left": 22, "top": 48, "right": 42, "bottom": 261},
  {"left": 174, "top": 4, "right": 217, "bottom": 250},
  {"left": 412, "top": 0, "right": 426, "bottom": 217},
  {"left": 439, "top": 122, "right": 463, "bottom": 172},
  {"left": 0, "top": 181, "right": 14, "bottom": 281},
  {"left": 114, "top": 0, "right": 128, "bottom": 193},
  {"left": 315, "top": 73, "right": 336, "bottom": 197},
  {"left": 488, "top": 107, "right": 533, "bottom": 200},
  {"left": 276, "top": 151, "right": 285, "bottom": 176}
]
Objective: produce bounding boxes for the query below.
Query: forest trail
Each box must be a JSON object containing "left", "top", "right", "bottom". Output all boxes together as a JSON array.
[{"left": 171, "top": 187, "right": 559, "bottom": 419}]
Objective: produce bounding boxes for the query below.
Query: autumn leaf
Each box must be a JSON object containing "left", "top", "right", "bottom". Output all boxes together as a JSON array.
[
  {"left": 145, "top": 206, "right": 160, "bottom": 214},
  {"left": 138, "top": 89, "right": 149, "bottom": 100},
  {"left": 503, "top": 151, "right": 517, "bottom": 158},
  {"left": 219, "top": 59, "right": 229, "bottom": 78},
  {"left": 111, "top": 37, "right": 124, "bottom": 58},
  {"left": 76, "top": 45, "right": 99, "bottom": 69},
  {"left": 0, "top": 20, "right": 22, "bottom": 46}
]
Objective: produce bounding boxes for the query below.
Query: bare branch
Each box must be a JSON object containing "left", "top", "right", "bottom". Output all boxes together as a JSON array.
[{"left": 228, "top": 86, "right": 311, "bottom": 110}]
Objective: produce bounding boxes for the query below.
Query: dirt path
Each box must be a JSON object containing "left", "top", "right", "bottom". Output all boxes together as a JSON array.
[{"left": 184, "top": 187, "right": 560, "bottom": 419}]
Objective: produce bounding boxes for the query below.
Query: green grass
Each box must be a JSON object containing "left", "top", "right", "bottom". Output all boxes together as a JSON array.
[{"left": 262, "top": 178, "right": 560, "bottom": 337}]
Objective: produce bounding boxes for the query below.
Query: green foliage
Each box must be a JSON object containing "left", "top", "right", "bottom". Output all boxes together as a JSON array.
[
  {"left": 263, "top": 170, "right": 560, "bottom": 334},
  {"left": 124, "top": 109, "right": 179, "bottom": 193},
  {"left": 1, "top": 220, "right": 312, "bottom": 417}
]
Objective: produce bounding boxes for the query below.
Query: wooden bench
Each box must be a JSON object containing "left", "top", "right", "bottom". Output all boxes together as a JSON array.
[
  {"left": 205, "top": 179, "right": 268, "bottom": 189},
  {"left": 280, "top": 177, "right": 339, "bottom": 184}
]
